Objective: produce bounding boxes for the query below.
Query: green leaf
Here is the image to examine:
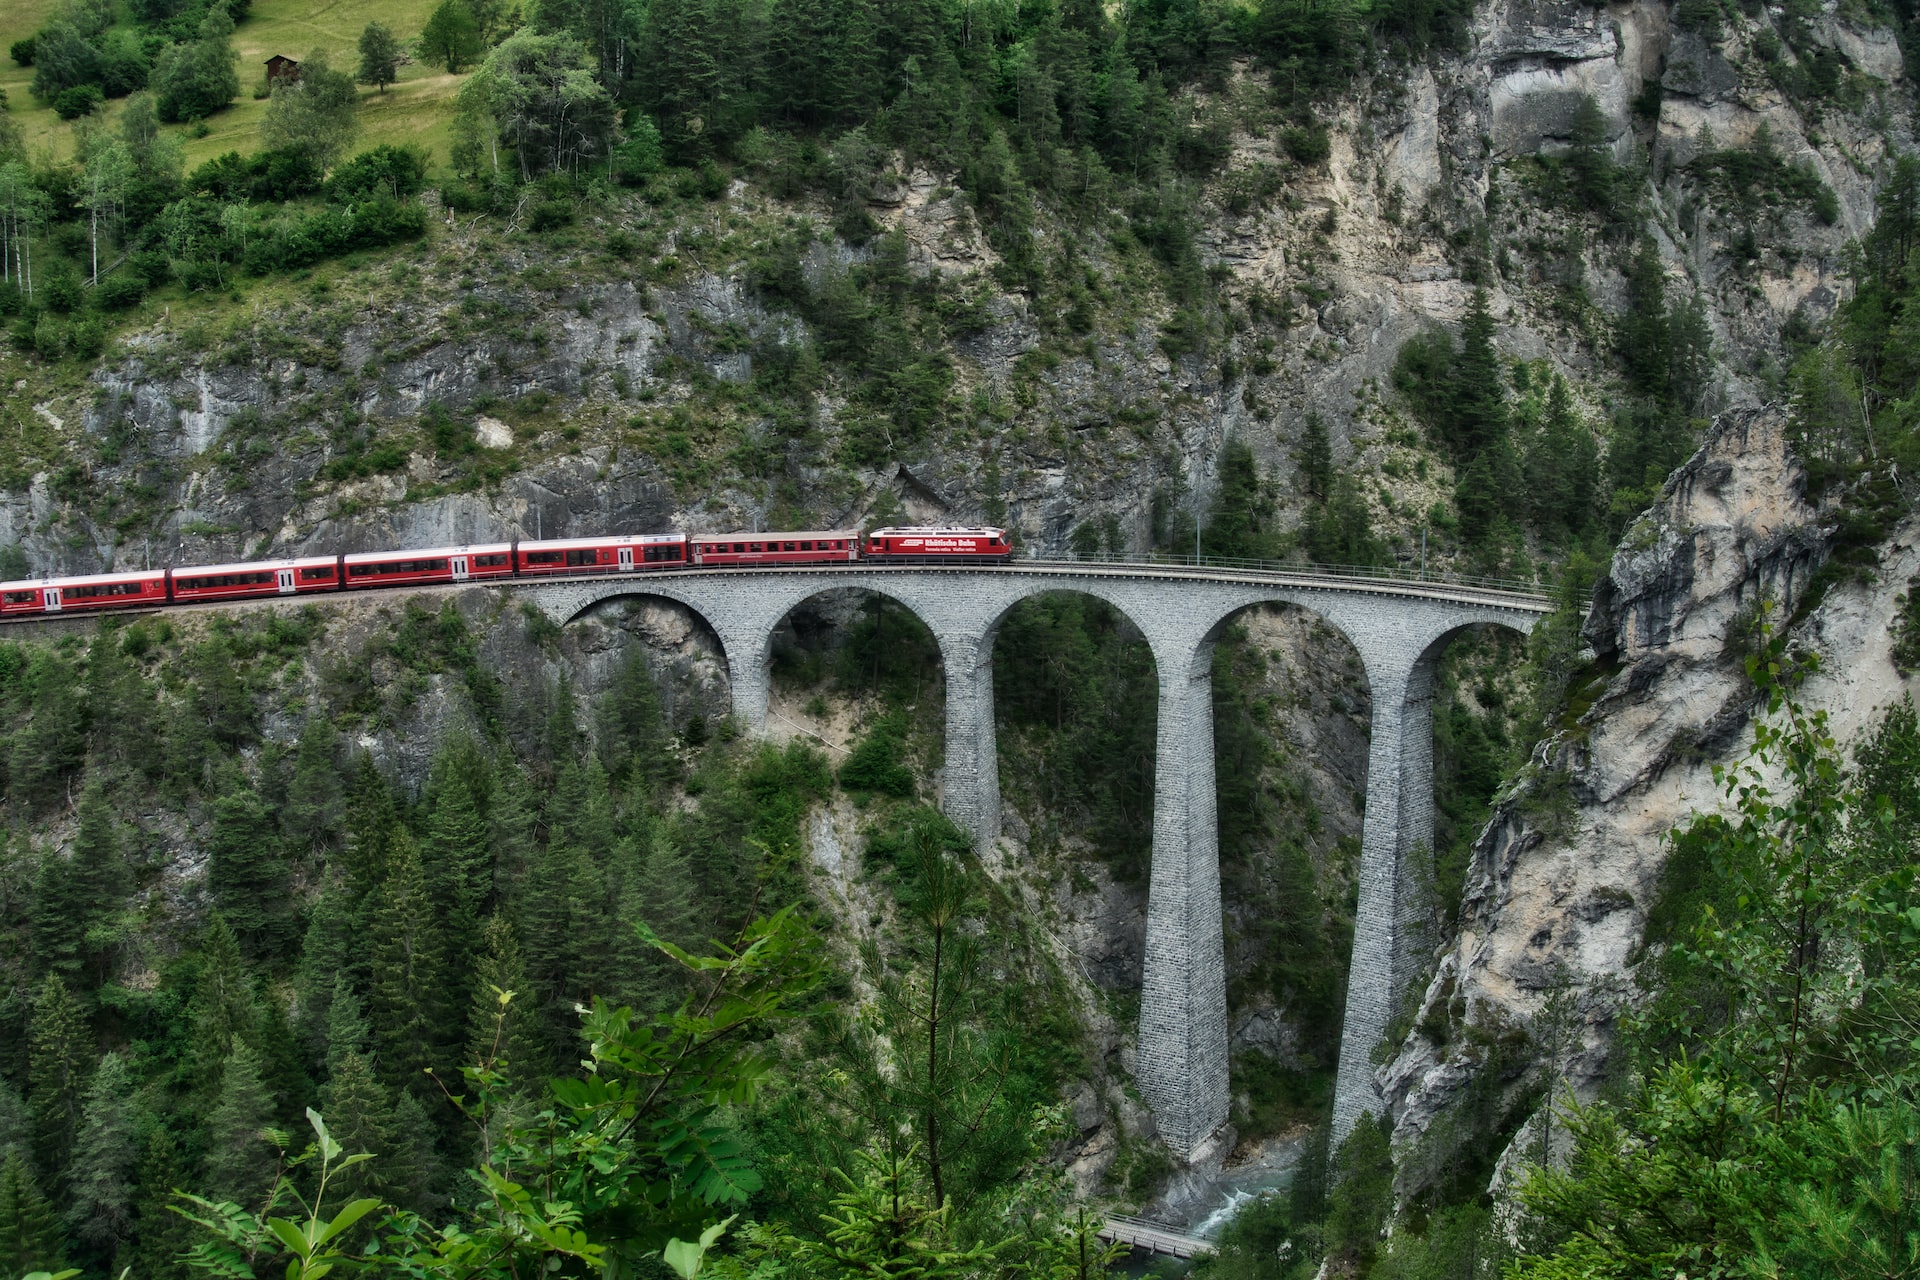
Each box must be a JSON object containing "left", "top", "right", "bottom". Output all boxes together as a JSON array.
[
  {"left": 306, "top": 1108, "right": 341, "bottom": 1163},
  {"left": 315, "top": 1198, "right": 381, "bottom": 1246},
  {"left": 263, "top": 1218, "right": 312, "bottom": 1257}
]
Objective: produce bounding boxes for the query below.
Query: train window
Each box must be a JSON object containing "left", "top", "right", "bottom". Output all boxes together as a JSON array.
[
  {"left": 644, "top": 544, "right": 681, "bottom": 562},
  {"left": 474, "top": 554, "right": 509, "bottom": 568},
  {"left": 800, "top": 541, "right": 812, "bottom": 551},
  {"left": 566, "top": 549, "right": 598, "bottom": 566},
  {"left": 4, "top": 591, "right": 35, "bottom": 605},
  {"left": 733, "top": 543, "right": 745, "bottom": 553},
  {"left": 300, "top": 566, "right": 336, "bottom": 581},
  {"left": 525, "top": 551, "right": 563, "bottom": 565}
]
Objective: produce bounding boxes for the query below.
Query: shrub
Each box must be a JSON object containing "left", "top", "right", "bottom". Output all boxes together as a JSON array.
[
  {"left": 9, "top": 37, "right": 34, "bottom": 67},
  {"left": 1282, "top": 123, "right": 1332, "bottom": 165},
  {"left": 33, "top": 315, "right": 64, "bottom": 360},
  {"left": 189, "top": 147, "right": 321, "bottom": 201},
  {"left": 94, "top": 272, "right": 147, "bottom": 310},
  {"left": 53, "top": 83, "right": 103, "bottom": 118},
  {"left": 40, "top": 266, "right": 84, "bottom": 315},
  {"left": 323, "top": 145, "right": 427, "bottom": 203},
  {"left": 68, "top": 316, "right": 104, "bottom": 360},
  {"left": 839, "top": 716, "right": 915, "bottom": 797},
  {"left": 439, "top": 182, "right": 488, "bottom": 213},
  {"left": 528, "top": 199, "right": 574, "bottom": 231}
]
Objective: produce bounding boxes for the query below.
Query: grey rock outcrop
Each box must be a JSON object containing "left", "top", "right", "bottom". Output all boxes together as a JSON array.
[{"left": 1377, "top": 410, "right": 1918, "bottom": 1197}]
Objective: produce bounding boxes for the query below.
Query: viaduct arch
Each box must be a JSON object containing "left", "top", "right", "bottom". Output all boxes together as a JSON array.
[{"left": 519, "top": 564, "right": 1550, "bottom": 1159}]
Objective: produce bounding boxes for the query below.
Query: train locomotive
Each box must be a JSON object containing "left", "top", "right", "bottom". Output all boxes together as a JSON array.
[{"left": 0, "top": 526, "right": 1013, "bottom": 618}]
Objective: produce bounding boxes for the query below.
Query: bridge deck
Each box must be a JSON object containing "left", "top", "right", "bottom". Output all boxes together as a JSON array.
[{"left": 1099, "top": 1215, "right": 1214, "bottom": 1258}]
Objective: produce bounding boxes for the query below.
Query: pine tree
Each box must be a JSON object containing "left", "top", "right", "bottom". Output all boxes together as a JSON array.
[
  {"left": 294, "top": 889, "right": 357, "bottom": 1068},
  {"left": 464, "top": 913, "right": 547, "bottom": 1082},
  {"left": 254, "top": 994, "right": 312, "bottom": 1129},
  {"left": 129, "top": 1127, "right": 195, "bottom": 1280},
  {"left": 319, "top": 1050, "right": 399, "bottom": 1205},
  {"left": 487, "top": 759, "right": 537, "bottom": 901},
  {"left": 70, "top": 778, "right": 128, "bottom": 990},
  {"left": 207, "top": 783, "right": 296, "bottom": 962},
  {"left": 342, "top": 755, "right": 398, "bottom": 897},
  {"left": 27, "top": 975, "right": 88, "bottom": 1189},
  {"left": 0, "top": 1079, "right": 26, "bottom": 1169},
  {"left": 66, "top": 1051, "right": 138, "bottom": 1260},
  {"left": 325, "top": 973, "right": 371, "bottom": 1076},
  {"left": 1619, "top": 236, "right": 1672, "bottom": 402},
  {"left": 0, "top": 1152, "right": 65, "bottom": 1276},
  {"left": 9, "top": 653, "right": 83, "bottom": 812},
  {"left": 1449, "top": 288, "right": 1507, "bottom": 458},
  {"left": 283, "top": 718, "right": 342, "bottom": 857},
  {"left": 608, "top": 827, "right": 698, "bottom": 1015},
  {"left": 423, "top": 743, "right": 493, "bottom": 950},
  {"left": 29, "top": 841, "right": 87, "bottom": 988},
  {"left": 518, "top": 829, "right": 597, "bottom": 1065},
  {"left": 596, "top": 648, "right": 667, "bottom": 787},
  {"left": 189, "top": 916, "right": 255, "bottom": 1086},
  {"left": 1295, "top": 410, "right": 1333, "bottom": 501},
  {"left": 86, "top": 630, "right": 156, "bottom": 777},
  {"left": 366, "top": 831, "right": 448, "bottom": 1096},
  {"left": 202, "top": 1040, "right": 276, "bottom": 1207},
  {"left": 387, "top": 1090, "right": 441, "bottom": 1213}
]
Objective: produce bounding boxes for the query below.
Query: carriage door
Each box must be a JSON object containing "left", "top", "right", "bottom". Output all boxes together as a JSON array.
[
  {"left": 451, "top": 556, "right": 470, "bottom": 582},
  {"left": 618, "top": 546, "right": 636, "bottom": 572},
  {"left": 276, "top": 569, "right": 297, "bottom": 595},
  {"left": 42, "top": 587, "right": 60, "bottom": 612}
]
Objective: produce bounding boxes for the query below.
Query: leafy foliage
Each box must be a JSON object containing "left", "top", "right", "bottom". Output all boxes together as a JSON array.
[{"left": 1511, "top": 643, "right": 1920, "bottom": 1277}]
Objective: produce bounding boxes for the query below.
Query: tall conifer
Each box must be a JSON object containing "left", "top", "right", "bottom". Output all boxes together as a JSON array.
[
  {"left": 189, "top": 916, "right": 254, "bottom": 1087},
  {"left": 9, "top": 653, "right": 83, "bottom": 811},
  {"left": 207, "top": 783, "right": 296, "bottom": 961},
  {"left": 0, "top": 1152, "right": 64, "bottom": 1276},
  {"left": 464, "top": 913, "right": 549, "bottom": 1085},
  {"left": 27, "top": 976, "right": 88, "bottom": 1188},
  {"left": 366, "top": 831, "right": 448, "bottom": 1096},
  {"left": 283, "top": 719, "right": 342, "bottom": 856},
  {"left": 129, "top": 1127, "right": 195, "bottom": 1280},
  {"left": 65, "top": 1051, "right": 138, "bottom": 1259},
  {"left": 342, "top": 755, "right": 398, "bottom": 897},
  {"left": 320, "top": 1050, "right": 404, "bottom": 1205},
  {"left": 202, "top": 1040, "right": 275, "bottom": 1207}
]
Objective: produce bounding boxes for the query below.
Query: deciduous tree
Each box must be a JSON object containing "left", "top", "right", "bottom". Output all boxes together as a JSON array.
[
  {"left": 260, "top": 50, "right": 360, "bottom": 173},
  {"left": 355, "top": 22, "right": 401, "bottom": 92},
  {"left": 417, "top": 0, "right": 483, "bottom": 73}
]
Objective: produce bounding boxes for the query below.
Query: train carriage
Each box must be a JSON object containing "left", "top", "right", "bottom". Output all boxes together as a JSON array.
[
  {"left": 861, "top": 527, "right": 1012, "bottom": 562},
  {"left": 0, "top": 571, "right": 169, "bottom": 616},
  {"left": 515, "top": 535, "right": 688, "bottom": 576},
  {"left": 344, "top": 544, "right": 515, "bottom": 588},
  {"left": 690, "top": 532, "right": 859, "bottom": 568},
  {"left": 170, "top": 556, "right": 347, "bottom": 603}
]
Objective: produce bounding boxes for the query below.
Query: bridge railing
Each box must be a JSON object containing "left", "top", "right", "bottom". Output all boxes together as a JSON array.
[{"left": 1021, "top": 550, "right": 1557, "bottom": 598}]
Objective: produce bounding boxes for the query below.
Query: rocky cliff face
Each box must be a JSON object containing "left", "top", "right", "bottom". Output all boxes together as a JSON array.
[
  {"left": 4, "top": 0, "right": 1907, "bottom": 577},
  {"left": 1378, "top": 410, "right": 1919, "bottom": 1197}
]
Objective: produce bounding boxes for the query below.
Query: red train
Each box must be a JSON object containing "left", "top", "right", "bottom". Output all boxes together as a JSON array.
[{"left": 0, "top": 527, "right": 1012, "bottom": 618}]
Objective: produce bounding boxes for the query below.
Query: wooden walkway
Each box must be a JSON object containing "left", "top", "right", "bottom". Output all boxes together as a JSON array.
[{"left": 1099, "top": 1215, "right": 1214, "bottom": 1258}]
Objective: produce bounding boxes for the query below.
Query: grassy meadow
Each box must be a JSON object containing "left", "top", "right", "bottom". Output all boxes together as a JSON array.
[{"left": 2, "top": 0, "right": 463, "bottom": 175}]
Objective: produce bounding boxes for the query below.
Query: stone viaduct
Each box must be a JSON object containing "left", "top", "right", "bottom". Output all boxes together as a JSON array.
[{"left": 516, "top": 563, "right": 1551, "bottom": 1159}]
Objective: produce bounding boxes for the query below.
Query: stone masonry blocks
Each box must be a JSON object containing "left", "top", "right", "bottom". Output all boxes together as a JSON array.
[{"left": 521, "top": 568, "right": 1545, "bottom": 1160}]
